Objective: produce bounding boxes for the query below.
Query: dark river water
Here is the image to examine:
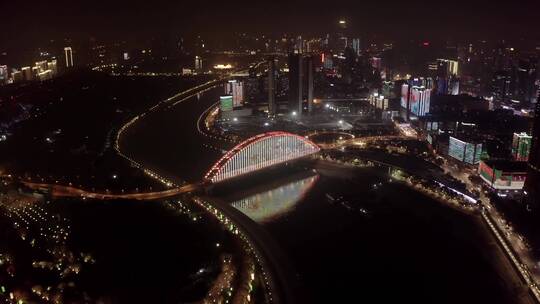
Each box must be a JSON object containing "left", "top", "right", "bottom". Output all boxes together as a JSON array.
[{"left": 221, "top": 166, "right": 514, "bottom": 303}]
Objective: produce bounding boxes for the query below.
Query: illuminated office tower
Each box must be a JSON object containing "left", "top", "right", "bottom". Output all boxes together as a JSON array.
[
  {"left": 408, "top": 86, "right": 431, "bottom": 117},
  {"left": 322, "top": 53, "right": 333, "bottom": 70},
  {"left": 400, "top": 83, "right": 410, "bottom": 109},
  {"left": 370, "top": 57, "right": 382, "bottom": 70},
  {"left": 47, "top": 59, "right": 58, "bottom": 76},
  {"left": 401, "top": 82, "right": 432, "bottom": 118},
  {"left": 21, "top": 67, "right": 33, "bottom": 81},
  {"left": 352, "top": 38, "right": 361, "bottom": 56},
  {"left": 35, "top": 61, "right": 48, "bottom": 73},
  {"left": 512, "top": 132, "right": 532, "bottom": 161},
  {"left": 12, "top": 71, "right": 23, "bottom": 83},
  {"left": 64, "top": 47, "right": 74, "bottom": 68},
  {"left": 526, "top": 100, "right": 540, "bottom": 205},
  {"left": 437, "top": 59, "right": 459, "bottom": 76},
  {"left": 0, "top": 65, "right": 7, "bottom": 85},
  {"left": 295, "top": 36, "right": 304, "bottom": 54},
  {"left": 225, "top": 80, "right": 244, "bottom": 108},
  {"left": 288, "top": 53, "right": 303, "bottom": 115},
  {"left": 337, "top": 37, "right": 348, "bottom": 52},
  {"left": 448, "top": 136, "right": 483, "bottom": 165},
  {"left": 307, "top": 56, "right": 314, "bottom": 113},
  {"left": 37, "top": 70, "right": 53, "bottom": 81},
  {"left": 267, "top": 57, "right": 276, "bottom": 115},
  {"left": 32, "top": 66, "right": 39, "bottom": 78},
  {"left": 195, "top": 56, "right": 203, "bottom": 71},
  {"left": 448, "top": 76, "right": 460, "bottom": 95}
]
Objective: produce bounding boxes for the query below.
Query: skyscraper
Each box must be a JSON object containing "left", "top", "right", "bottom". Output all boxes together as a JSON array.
[
  {"left": 225, "top": 80, "right": 244, "bottom": 108},
  {"left": 64, "top": 47, "right": 74, "bottom": 68},
  {"left": 0, "top": 65, "right": 8, "bottom": 85},
  {"left": 306, "top": 56, "right": 314, "bottom": 113},
  {"left": 526, "top": 100, "right": 540, "bottom": 205},
  {"left": 267, "top": 56, "right": 276, "bottom": 116},
  {"left": 512, "top": 132, "right": 532, "bottom": 161},
  {"left": 401, "top": 81, "right": 432, "bottom": 118},
  {"left": 352, "top": 38, "right": 361, "bottom": 56},
  {"left": 195, "top": 56, "right": 203, "bottom": 71},
  {"left": 288, "top": 53, "right": 303, "bottom": 115},
  {"left": 437, "top": 59, "right": 459, "bottom": 77},
  {"left": 21, "top": 67, "right": 33, "bottom": 81}
]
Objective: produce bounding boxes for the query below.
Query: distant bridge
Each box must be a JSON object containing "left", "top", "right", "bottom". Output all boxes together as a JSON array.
[{"left": 205, "top": 132, "right": 320, "bottom": 183}]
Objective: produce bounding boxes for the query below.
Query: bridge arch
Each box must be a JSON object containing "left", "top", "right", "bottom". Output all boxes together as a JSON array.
[{"left": 205, "top": 131, "right": 320, "bottom": 183}]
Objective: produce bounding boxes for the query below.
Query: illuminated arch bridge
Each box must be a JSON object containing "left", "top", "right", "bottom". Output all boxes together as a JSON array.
[{"left": 205, "top": 131, "right": 320, "bottom": 183}]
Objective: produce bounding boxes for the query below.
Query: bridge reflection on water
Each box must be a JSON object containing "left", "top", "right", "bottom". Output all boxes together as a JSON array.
[{"left": 230, "top": 173, "right": 319, "bottom": 223}]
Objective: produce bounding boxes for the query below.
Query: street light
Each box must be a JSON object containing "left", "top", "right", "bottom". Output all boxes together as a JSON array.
[{"left": 292, "top": 111, "right": 297, "bottom": 116}]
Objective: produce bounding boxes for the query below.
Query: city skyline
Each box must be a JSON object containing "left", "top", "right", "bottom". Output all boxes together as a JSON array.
[{"left": 2, "top": 0, "right": 540, "bottom": 44}]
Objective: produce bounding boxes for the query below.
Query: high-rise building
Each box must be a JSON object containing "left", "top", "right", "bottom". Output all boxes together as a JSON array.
[
  {"left": 437, "top": 59, "right": 459, "bottom": 77},
  {"left": 295, "top": 36, "right": 304, "bottom": 54},
  {"left": 32, "top": 67, "right": 39, "bottom": 78},
  {"left": 512, "top": 132, "right": 532, "bottom": 161},
  {"left": 64, "top": 47, "right": 74, "bottom": 68},
  {"left": 21, "top": 67, "right": 33, "bottom": 81},
  {"left": 370, "top": 57, "right": 382, "bottom": 70},
  {"left": 35, "top": 61, "right": 48, "bottom": 73},
  {"left": 352, "top": 38, "right": 361, "bottom": 56},
  {"left": 409, "top": 86, "right": 431, "bottom": 117},
  {"left": 322, "top": 53, "right": 333, "bottom": 70},
  {"left": 225, "top": 80, "right": 244, "bottom": 108},
  {"left": 47, "top": 59, "right": 58, "bottom": 76},
  {"left": 492, "top": 71, "right": 512, "bottom": 102},
  {"left": 267, "top": 56, "right": 276, "bottom": 116},
  {"left": 400, "top": 81, "right": 432, "bottom": 117},
  {"left": 306, "top": 56, "right": 314, "bottom": 113},
  {"left": 288, "top": 53, "right": 303, "bottom": 115},
  {"left": 12, "top": 70, "right": 23, "bottom": 83},
  {"left": 337, "top": 37, "right": 348, "bottom": 52},
  {"left": 194, "top": 56, "right": 203, "bottom": 71},
  {"left": 448, "top": 136, "right": 483, "bottom": 165},
  {"left": 526, "top": 100, "right": 540, "bottom": 204},
  {"left": 513, "top": 57, "right": 538, "bottom": 105},
  {"left": 400, "top": 83, "right": 410, "bottom": 112},
  {"left": 369, "top": 93, "right": 389, "bottom": 110},
  {"left": 37, "top": 70, "right": 53, "bottom": 81},
  {"left": 0, "top": 65, "right": 8, "bottom": 85}
]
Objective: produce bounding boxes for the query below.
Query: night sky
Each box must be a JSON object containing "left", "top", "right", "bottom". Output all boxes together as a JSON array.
[{"left": 1, "top": 0, "right": 539, "bottom": 43}]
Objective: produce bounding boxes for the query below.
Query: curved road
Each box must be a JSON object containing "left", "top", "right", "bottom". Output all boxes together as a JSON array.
[{"left": 22, "top": 181, "right": 201, "bottom": 200}]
